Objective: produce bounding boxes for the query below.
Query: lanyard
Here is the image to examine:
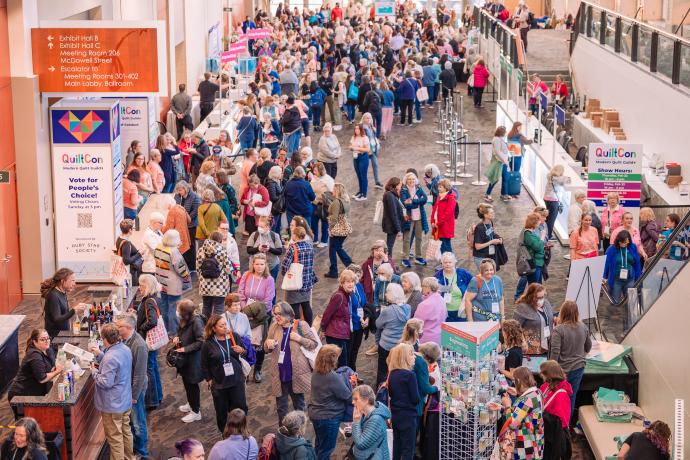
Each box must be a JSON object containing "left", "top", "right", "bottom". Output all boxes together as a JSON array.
[
  {"left": 214, "top": 337, "right": 232, "bottom": 363},
  {"left": 444, "top": 271, "right": 457, "bottom": 289},
  {"left": 281, "top": 324, "right": 293, "bottom": 352},
  {"left": 484, "top": 277, "right": 498, "bottom": 301},
  {"left": 248, "top": 275, "right": 263, "bottom": 297},
  {"left": 620, "top": 248, "right": 628, "bottom": 269}
]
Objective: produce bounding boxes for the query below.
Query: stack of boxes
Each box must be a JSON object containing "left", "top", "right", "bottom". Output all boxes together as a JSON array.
[
  {"left": 665, "top": 163, "right": 683, "bottom": 187},
  {"left": 583, "top": 99, "right": 627, "bottom": 140}
]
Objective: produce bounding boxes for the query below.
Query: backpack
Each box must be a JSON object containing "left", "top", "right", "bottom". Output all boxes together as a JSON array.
[
  {"left": 317, "top": 191, "right": 335, "bottom": 221},
  {"left": 347, "top": 82, "right": 359, "bottom": 100},
  {"left": 258, "top": 433, "right": 280, "bottom": 460},
  {"left": 368, "top": 91, "right": 382, "bottom": 112},
  {"left": 200, "top": 255, "right": 221, "bottom": 279},
  {"left": 516, "top": 229, "right": 535, "bottom": 276}
]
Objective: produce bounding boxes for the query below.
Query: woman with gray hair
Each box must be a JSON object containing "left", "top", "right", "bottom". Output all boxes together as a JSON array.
[
  {"left": 375, "top": 283, "right": 411, "bottom": 388},
  {"left": 414, "top": 277, "right": 447, "bottom": 345},
  {"left": 174, "top": 180, "right": 201, "bottom": 271},
  {"left": 435, "top": 252, "right": 473, "bottom": 322},
  {"left": 316, "top": 122, "right": 342, "bottom": 178},
  {"left": 154, "top": 229, "right": 190, "bottom": 335},
  {"left": 351, "top": 385, "right": 391, "bottom": 460},
  {"left": 264, "top": 302, "right": 319, "bottom": 425},
  {"left": 135, "top": 274, "right": 164, "bottom": 409},
  {"left": 265, "top": 165, "right": 285, "bottom": 233},
  {"left": 275, "top": 410, "right": 316, "bottom": 458},
  {"left": 401, "top": 272, "right": 423, "bottom": 316}
]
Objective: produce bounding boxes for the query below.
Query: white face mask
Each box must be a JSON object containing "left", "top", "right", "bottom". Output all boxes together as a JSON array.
[
  {"left": 537, "top": 299, "right": 545, "bottom": 308},
  {"left": 258, "top": 227, "right": 269, "bottom": 235}
]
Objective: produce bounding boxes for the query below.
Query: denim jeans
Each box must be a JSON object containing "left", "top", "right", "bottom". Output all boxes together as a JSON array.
[
  {"left": 370, "top": 152, "right": 381, "bottom": 185},
  {"left": 160, "top": 293, "right": 181, "bottom": 335},
  {"left": 311, "top": 211, "right": 329, "bottom": 244},
  {"left": 145, "top": 350, "right": 163, "bottom": 408},
  {"left": 545, "top": 200, "right": 560, "bottom": 240},
  {"left": 473, "top": 86, "right": 485, "bottom": 106},
  {"left": 328, "top": 236, "right": 352, "bottom": 275},
  {"left": 567, "top": 367, "right": 585, "bottom": 420},
  {"left": 512, "top": 155, "right": 523, "bottom": 175},
  {"left": 426, "top": 85, "right": 436, "bottom": 106},
  {"left": 372, "top": 111, "right": 382, "bottom": 138},
  {"left": 446, "top": 310, "right": 465, "bottom": 322},
  {"left": 399, "top": 99, "right": 413, "bottom": 124},
  {"left": 440, "top": 238, "right": 452, "bottom": 255},
  {"left": 271, "top": 214, "right": 282, "bottom": 234},
  {"left": 354, "top": 154, "right": 369, "bottom": 197},
  {"left": 311, "top": 105, "right": 322, "bottom": 128},
  {"left": 610, "top": 277, "right": 635, "bottom": 303},
  {"left": 414, "top": 98, "right": 422, "bottom": 121},
  {"left": 312, "top": 418, "right": 342, "bottom": 460},
  {"left": 324, "top": 162, "right": 337, "bottom": 179},
  {"left": 515, "top": 276, "right": 528, "bottom": 301},
  {"left": 124, "top": 207, "right": 137, "bottom": 220},
  {"left": 345, "top": 103, "right": 356, "bottom": 122},
  {"left": 286, "top": 131, "right": 302, "bottom": 159},
  {"left": 131, "top": 390, "right": 149, "bottom": 456},
  {"left": 202, "top": 296, "right": 225, "bottom": 318}
]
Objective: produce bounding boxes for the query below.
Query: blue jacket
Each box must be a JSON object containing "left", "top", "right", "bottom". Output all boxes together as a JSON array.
[
  {"left": 381, "top": 89, "right": 395, "bottom": 108},
  {"left": 422, "top": 65, "right": 440, "bottom": 86},
  {"left": 373, "top": 276, "right": 401, "bottom": 308},
  {"left": 351, "top": 402, "right": 391, "bottom": 460},
  {"left": 375, "top": 302, "right": 410, "bottom": 351},
  {"left": 309, "top": 88, "right": 326, "bottom": 107},
  {"left": 93, "top": 342, "right": 133, "bottom": 413},
  {"left": 603, "top": 243, "right": 642, "bottom": 287},
  {"left": 413, "top": 354, "right": 439, "bottom": 416},
  {"left": 284, "top": 177, "right": 316, "bottom": 217},
  {"left": 388, "top": 369, "right": 420, "bottom": 422},
  {"left": 400, "top": 186, "right": 429, "bottom": 234},
  {"left": 435, "top": 267, "right": 474, "bottom": 295},
  {"left": 399, "top": 78, "right": 418, "bottom": 101},
  {"left": 236, "top": 116, "right": 258, "bottom": 147}
]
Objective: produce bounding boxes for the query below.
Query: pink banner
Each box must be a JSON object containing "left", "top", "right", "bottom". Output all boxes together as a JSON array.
[
  {"left": 221, "top": 52, "right": 238, "bottom": 63},
  {"left": 586, "top": 190, "right": 641, "bottom": 199},
  {"left": 244, "top": 28, "right": 271, "bottom": 39}
]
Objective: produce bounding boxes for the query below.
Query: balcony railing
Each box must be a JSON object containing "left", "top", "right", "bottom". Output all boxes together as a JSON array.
[
  {"left": 573, "top": 1, "right": 690, "bottom": 91},
  {"left": 475, "top": 7, "right": 522, "bottom": 68}
]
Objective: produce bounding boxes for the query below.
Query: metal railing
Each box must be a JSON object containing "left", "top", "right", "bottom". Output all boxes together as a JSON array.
[
  {"left": 476, "top": 7, "right": 521, "bottom": 68},
  {"left": 572, "top": 1, "right": 690, "bottom": 91},
  {"left": 598, "top": 209, "right": 690, "bottom": 343}
]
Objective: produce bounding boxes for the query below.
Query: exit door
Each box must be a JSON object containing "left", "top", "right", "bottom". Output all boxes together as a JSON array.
[{"left": 0, "top": 165, "right": 22, "bottom": 313}]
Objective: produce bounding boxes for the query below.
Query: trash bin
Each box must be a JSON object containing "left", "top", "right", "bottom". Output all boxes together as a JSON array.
[{"left": 44, "top": 432, "right": 64, "bottom": 460}]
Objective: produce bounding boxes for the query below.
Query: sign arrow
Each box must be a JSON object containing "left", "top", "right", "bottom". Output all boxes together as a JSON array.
[
  {"left": 47, "top": 35, "right": 54, "bottom": 41},
  {"left": 47, "top": 42, "right": 54, "bottom": 49},
  {"left": 48, "top": 66, "right": 55, "bottom": 72}
]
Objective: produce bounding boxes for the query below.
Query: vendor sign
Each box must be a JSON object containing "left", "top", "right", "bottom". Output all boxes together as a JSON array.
[
  {"left": 243, "top": 28, "right": 272, "bottom": 39},
  {"left": 587, "top": 143, "right": 642, "bottom": 224}
]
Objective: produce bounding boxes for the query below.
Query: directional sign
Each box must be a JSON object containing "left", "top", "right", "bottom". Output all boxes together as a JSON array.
[{"left": 31, "top": 27, "right": 159, "bottom": 93}]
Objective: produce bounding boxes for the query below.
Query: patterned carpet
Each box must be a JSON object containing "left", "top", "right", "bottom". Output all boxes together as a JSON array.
[{"left": 1, "top": 90, "right": 595, "bottom": 459}]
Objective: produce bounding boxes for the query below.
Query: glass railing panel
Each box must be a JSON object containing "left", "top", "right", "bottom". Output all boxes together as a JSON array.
[
  {"left": 680, "top": 43, "right": 690, "bottom": 90},
  {"left": 638, "top": 27, "right": 653, "bottom": 67},
  {"left": 591, "top": 12, "right": 602, "bottom": 41},
  {"left": 657, "top": 34, "right": 675, "bottom": 80},
  {"left": 620, "top": 19, "right": 633, "bottom": 58},
  {"left": 597, "top": 212, "right": 690, "bottom": 343},
  {"left": 605, "top": 20, "right": 616, "bottom": 49}
]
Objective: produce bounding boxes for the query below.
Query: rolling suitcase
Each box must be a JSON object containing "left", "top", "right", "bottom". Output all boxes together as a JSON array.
[{"left": 505, "top": 157, "right": 522, "bottom": 196}]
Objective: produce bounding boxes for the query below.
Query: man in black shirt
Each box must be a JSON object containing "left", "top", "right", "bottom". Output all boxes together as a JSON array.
[{"left": 198, "top": 72, "right": 219, "bottom": 122}]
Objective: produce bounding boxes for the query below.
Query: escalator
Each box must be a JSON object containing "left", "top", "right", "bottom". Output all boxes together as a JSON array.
[{"left": 596, "top": 209, "right": 690, "bottom": 343}]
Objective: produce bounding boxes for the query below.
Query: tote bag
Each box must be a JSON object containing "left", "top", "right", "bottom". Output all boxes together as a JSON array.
[
  {"left": 426, "top": 237, "right": 442, "bottom": 261},
  {"left": 373, "top": 200, "right": 384, "bottom": 225},
  {"left": 296, "top": 316, "right": 322, "bottom": 370},
  {"left": 416, "top": 86, "right": 429, "bottom": 102},
  {"left": 144, "top": 300, "right": 169, "bottom": 351},
  {"left": 281, "top": 244, "right": 304, "bottom": 291}
]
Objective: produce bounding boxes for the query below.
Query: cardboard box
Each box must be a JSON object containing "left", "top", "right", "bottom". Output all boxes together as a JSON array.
[
  {"left": 603, "top": 120, "right": 621, "bottom": 133},
  {"left": 603, "top": 110, "right": 619, "bottom": 121},
  {"left": 665, "top": 175, "right": 683, "bottom": 187},
  {"left": 615, "top": 135, "right": 627, "bottom": 140},
  {"left": 592, "top": 114, "right": 603, "bottom": 128},
  {"left": 666, "top": 163, "right": 682, "bottom": 176}
]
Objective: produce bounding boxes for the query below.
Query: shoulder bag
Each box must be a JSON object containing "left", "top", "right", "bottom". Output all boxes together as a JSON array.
[
  {"left": 281, "top": 244, "right": 304, "bottom": 291},
  {"left": 329, "top": 200, "right": 352, "bottom": 237}
]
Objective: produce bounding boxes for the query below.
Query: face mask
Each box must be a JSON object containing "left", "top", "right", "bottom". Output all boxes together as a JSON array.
[
  {"left": 258, "top": 227, "right": 269, "bottom": 235},
  {"left": 537, "top": 299, "right": 545, "bottom": 308}
]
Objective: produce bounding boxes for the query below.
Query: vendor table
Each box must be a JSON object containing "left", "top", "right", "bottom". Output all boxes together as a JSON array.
[
  {"left": 11, "top": 339, "right": 105, "bottom": 460},
  {"left": 0, "top": 315, "right": 25, "bottom": 396},
  {"left": 572, "top": 113, "right": 616, "bottom": 148}
]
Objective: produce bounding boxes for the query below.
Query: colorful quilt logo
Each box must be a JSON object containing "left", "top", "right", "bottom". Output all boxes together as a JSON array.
[{"left": 58, "top": 111, "right": 104, "bottom": 143}]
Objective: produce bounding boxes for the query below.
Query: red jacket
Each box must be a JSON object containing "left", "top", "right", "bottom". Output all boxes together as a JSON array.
[
  {"left": 540, "top": 380, "right": 573, "bottom": 428},
  {"left": 331, "top": 7, "right": 343, "bottom": 22},
  {"left": 321, "top": 286, "right": 351, "bottom": 340},
  {"left": 431, "top": 192, "right": 456, "bottom": 239},
  {"left": 473, "top": 64, "right": 490, "bottom": 89},
  {"left": 240, "top": 184, "right": 270, "bottom": 216}
]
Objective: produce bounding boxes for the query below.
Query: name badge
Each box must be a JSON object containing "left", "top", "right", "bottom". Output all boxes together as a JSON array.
[
  {"left": 488, "top": 245, "right": 495, "bottom": 255},
  {"left": 223, "top": 362, "right": 234, "bottom": 376},
  {"left": 247, "top": 298, "right": 255, "bottom": 305},
  {"left": 543, "top": 326, "right": 551, "bottom": 339},
  {"left": 444, "top": 293, "right": 452, "bottom": 304},
  {"left": 619, "top": 268, "right": 629, "bottom": 280},
  {"left": 278, "top": 351, "right": 286, "bottom": 364},
  {"left": 357, "top": 308, "right": 364, "bottom": 319},
  {"left": 491, "top": 302, "right": 500, "bottom": 314}
]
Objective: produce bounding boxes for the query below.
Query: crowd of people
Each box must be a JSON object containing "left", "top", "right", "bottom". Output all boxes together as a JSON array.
[{"left": 2, "top": 2, "right": 681, "bottom": 460}]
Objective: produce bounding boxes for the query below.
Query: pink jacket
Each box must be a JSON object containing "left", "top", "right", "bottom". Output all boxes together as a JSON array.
[
  {"left": 414, "top": 292, "right": 447, "bottom": 345},
  {"left": 540, "top": 380, "right": 573, "bottom": 428},
  {"left": 600, "top": 206, "right": 625, "bottom": 235},
  {"left": 473, "top": 64, "right": 490, "bottom": 89},
  {"left": 147, "top": 162, "right": 165, "bottom": 193},
  {"left": 237, "top": 272, "right": 275, "bottom": 311}
]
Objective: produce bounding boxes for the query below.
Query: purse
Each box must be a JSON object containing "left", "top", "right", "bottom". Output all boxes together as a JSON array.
[
  {"left": 281, "top": 244, "right": 304, "bottom": 291},
  {"left": 144, "top": 299, "right": 169, "bottom": 351},
  {"left": 416, "top": 86, "right": 429, "bottom": 102},
  {"left": 165, "top": 347, "right": 186, "bottom": 369},
  {"left": 426, "top": 237, "right": 443, "bottom": 261},
  {"left": 329, "top": 201, "right": 352, "bottom": 237}
]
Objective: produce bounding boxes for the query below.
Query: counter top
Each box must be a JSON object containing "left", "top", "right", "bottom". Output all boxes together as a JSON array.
[
  {"left": 11, "top": 368, "right": 94, "bottom": 407},
  {"left": 0, "top": 315, "right": 25, "bottom": 346}
]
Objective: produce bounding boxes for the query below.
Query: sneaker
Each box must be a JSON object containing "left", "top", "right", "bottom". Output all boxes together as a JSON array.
[
  {"left": 365, "top": 344, "right": 378, "bottom": 356},
  {"left": 182, "top": 411, "right": 201, "bottom": 423},
  {"left": 179, "top": 403, "right": 191, "bottom": 413},
  {"left": 500, "top": 195, "right": 511, "bottom": 201},
  {"left": 316, "top": 242, "right": 328, "bottom": 248},
  {"left": 333, "top": 125, "right": 343, "bottom": 131},
  {"left": 374, "top": 183, "right": 384, "bottom": 189},
  {"left": 253, "top": 369, "right": 262, "bottom": 383},
  {"left": 354, "top": 192, "right": 362, "bottom": 198},
  {"left": 415, "top": 257, "right": 428, "bottom": 266},
  {"left": 407, "top": 124, "right": 414, "bottom": 127},
  {"left": 483, "top": 195, "right": 494, "bottom": 203},
  {"left": 413, "top": 119, "right": 422, "bottom": 123},
  {"left": 355, "top": 195, "right": 367, "bottom": 201},
  {"left": 397, "top": 122, "right": 405, "bottom": 126},
  {"left": 402, "top": 259, "right": 412, "bottom": 268}
]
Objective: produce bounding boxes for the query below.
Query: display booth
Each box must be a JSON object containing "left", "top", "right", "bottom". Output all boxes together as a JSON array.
[
  {"left": 440, "top": 321, "right": 504, "bottom": 459},
  {"left": 49, "top": 99, "right": 123, "bottom": 282}
]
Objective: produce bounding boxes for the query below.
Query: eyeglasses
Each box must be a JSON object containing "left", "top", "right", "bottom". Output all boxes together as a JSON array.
[{"left": 38, "top": 337, "right": 51, "bottom": 342}]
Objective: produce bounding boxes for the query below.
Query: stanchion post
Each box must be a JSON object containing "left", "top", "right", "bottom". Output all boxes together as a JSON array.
[
  {"left": 458, "top": 132, "right": 473, "bottom": 178},
  {"left": 471, "top": 141, "right": 488, "bottom": 186}
]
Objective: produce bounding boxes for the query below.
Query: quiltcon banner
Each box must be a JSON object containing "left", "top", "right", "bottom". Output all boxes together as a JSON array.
[{"left": 587, "top": 143, "right": 642, "bottom": 225}]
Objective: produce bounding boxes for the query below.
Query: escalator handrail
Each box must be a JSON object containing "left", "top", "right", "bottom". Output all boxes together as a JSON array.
[{"left": 600, "top": 210, "right": 690, "bottom": 338}]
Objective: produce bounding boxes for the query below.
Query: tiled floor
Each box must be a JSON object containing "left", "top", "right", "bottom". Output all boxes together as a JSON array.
[{"left": 1, "top": 89, "right": 594, "bottom": 459}]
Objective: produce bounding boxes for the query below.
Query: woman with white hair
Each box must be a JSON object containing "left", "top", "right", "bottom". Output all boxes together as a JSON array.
[
  {"left": 142, "top": 212, "right": 165, "bottom": 275},
  {"left": 435, "top": 252, "right": 473, "bottom": 321},
  {"left": 154, "top": 229, "right": 190, "bottom": 335},
  {"left": 423, "top": 163, "right": 443, "bottom": 205},
  {"left": 316, "top": 122, "right": 342, "bottom": 178},
  {"left": 375, "top": 283, "right": 411, "bottom": 387},
  {"left": 195, "top": 160, "right": 223, "bottom": 199},
  {"left": 136, "top": 274, "right": 164, "bottom": 409},
  {"left": 414, "top": 277, "right": 447, "bottom": 345},
  {"left": 275, "top": 410, "right": 317, "bottom": 458},
  {"left": 400, "top": 172, "right": 429, "bottom": 268},
  {"left": 401, "top": 272, "right": 423, "bottom": 317}
]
